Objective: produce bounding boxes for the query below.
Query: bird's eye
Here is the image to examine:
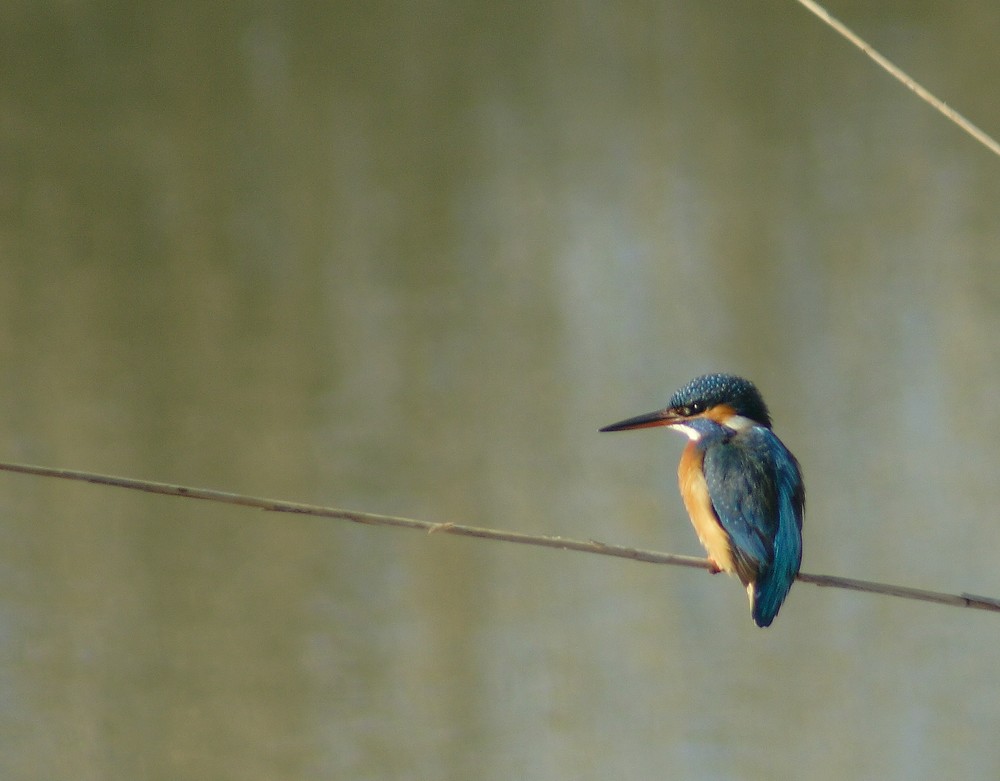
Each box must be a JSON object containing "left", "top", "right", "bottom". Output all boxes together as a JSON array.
[{"left": 689, "top": 402, "right": 704, "bottom": 414}]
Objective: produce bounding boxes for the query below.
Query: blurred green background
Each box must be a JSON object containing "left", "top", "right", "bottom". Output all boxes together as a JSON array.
[{"left": 2, "top": 2, "right": 1000, "bottom": 779}]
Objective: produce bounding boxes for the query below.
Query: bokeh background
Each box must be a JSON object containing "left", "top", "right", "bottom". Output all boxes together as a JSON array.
[{"left": 3, "top": 2, "right": 1000, "bottom": 779}]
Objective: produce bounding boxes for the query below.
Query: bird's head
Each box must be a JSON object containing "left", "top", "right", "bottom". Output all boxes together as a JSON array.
[{"left": 599, "top": 373, "right": 772, "bottom": 439}]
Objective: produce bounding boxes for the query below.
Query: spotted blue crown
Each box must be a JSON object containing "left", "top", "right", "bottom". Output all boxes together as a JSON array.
[{"left": 669, "top": 373, "right": 772, "bottom": 428}]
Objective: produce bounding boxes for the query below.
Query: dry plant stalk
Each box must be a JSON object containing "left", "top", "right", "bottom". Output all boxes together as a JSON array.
[{"left": 0, "top": 461, "right": 997, "bottom": 615}]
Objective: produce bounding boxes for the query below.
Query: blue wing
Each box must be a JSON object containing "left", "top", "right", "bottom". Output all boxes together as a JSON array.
[{"left": 701, "top": 426, "right": 804, "bottom": 626}]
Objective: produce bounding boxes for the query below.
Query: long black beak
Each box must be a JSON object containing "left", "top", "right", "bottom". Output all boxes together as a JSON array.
[{"left": 599, "top": 408, "right": 680, "bottom": 432}]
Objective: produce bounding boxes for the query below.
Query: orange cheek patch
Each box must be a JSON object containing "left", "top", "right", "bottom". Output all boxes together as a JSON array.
[{"left": 702, "top": 404, "right": 737, "bottom": 424}]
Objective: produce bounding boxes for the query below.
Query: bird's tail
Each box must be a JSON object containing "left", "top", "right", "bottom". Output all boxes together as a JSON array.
[
  {"left": 749, "top": 492, "right": 803, "bottom": 627},
  {"left": 747, "top": 569, "right": 794, "bottom": 628}
]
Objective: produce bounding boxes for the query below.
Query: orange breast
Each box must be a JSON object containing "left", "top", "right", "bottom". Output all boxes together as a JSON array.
[{"left": 677, "top": 443, "right": 737, "bottom": 576}]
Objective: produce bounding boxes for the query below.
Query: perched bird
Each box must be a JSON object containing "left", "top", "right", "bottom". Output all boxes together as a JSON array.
[{"left": 600, "top": 373, "right": 804, "bottom": 627}]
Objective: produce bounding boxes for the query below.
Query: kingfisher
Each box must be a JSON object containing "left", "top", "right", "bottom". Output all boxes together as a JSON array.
[{"left": 600, "top": 373, "right": 804, "bottom": 627}]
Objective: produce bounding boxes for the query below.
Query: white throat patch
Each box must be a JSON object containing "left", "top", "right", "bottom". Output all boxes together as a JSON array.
[
  {"left": 671, "top": 414, "right": 759, "bottom": 442},
  {"left": 671, "top": 423, "right": 703, "bottom": 442}
]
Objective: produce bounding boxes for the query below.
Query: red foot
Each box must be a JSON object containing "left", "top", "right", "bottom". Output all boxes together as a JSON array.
[{"left": 706, "top": 559, "right": 722, "bottom": 575}]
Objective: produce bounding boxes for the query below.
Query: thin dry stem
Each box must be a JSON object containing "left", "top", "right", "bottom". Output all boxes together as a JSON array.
[
  {"left": 0, "top": 461, "right": 997, "bottom": 614},
  {"left": 795, "top": 0, "right": 1000, "bottom": 159}
]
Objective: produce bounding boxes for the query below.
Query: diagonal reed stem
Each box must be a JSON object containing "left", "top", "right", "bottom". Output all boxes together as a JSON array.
[
  {"left": 0, "top": 461, "right": 997, "bottom": 614},
  {"left": 794, "top": 0, "right": 1000, "bottom": 158}
]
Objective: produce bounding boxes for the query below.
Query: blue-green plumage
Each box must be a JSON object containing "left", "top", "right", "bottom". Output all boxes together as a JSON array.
[
  {"left": 687, "top": 417, "right": 803, "bottom": 626},
  {"left": 600, "top": 373, "right": 804, "bottom": 627}
]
